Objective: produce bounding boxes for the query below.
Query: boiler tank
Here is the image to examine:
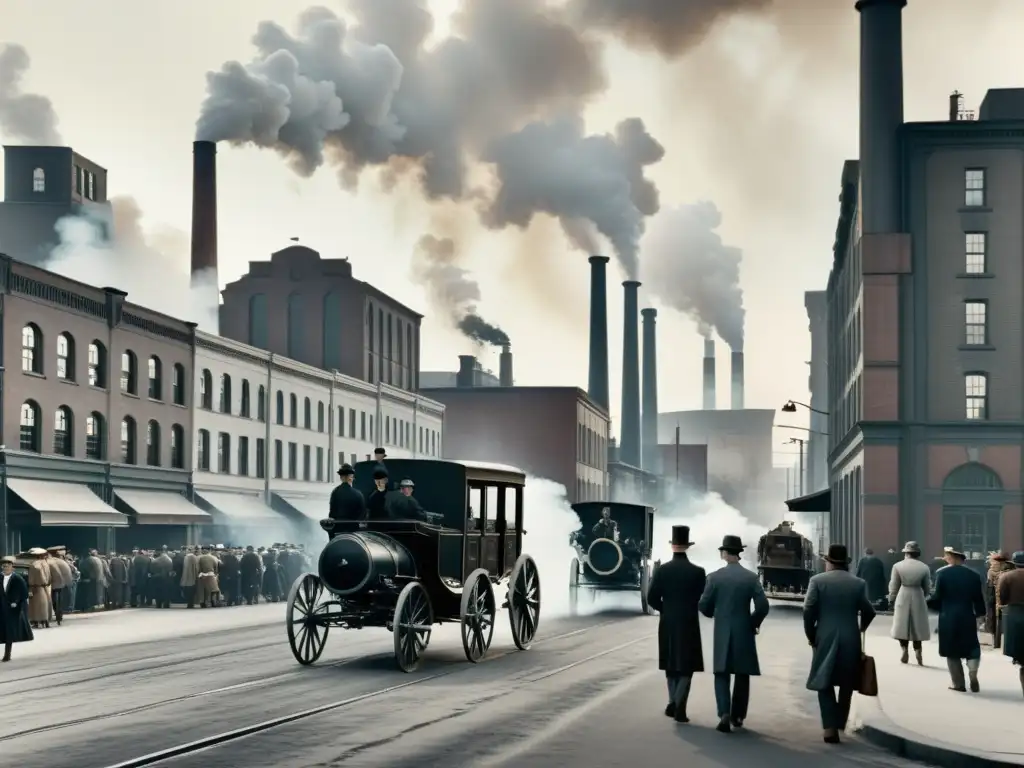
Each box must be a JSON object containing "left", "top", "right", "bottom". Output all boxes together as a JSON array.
[{"left": 318, "top": 531, "right": 416, "bottom": 596}]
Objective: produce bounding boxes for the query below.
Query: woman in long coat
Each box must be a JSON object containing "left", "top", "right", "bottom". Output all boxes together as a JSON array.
[
  {"left": 2, "top": 556, "right": 34, "bottom": 661},
  {"left": 888, "top": 541, "right": 931, "bottom": 665},
  {"left": 26, "top": 548, "right": 52, "bottom": 628},
  {"left": 999, "top": 552, "right": 1024, "bottom": 697}
]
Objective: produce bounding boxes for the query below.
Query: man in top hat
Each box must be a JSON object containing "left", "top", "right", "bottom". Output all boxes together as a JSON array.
[
  {"left": 367, "top": 467, "right": 391, "bottom": 521},
  {"left": 997, "top": 551, "right": 1024, "bottom": 696},
  {"left": 45, "top": 547, "right": 72, "bottom": 626},
  {"left": 328, "top": 463, "right": 366, "bottom": 526},
  {"left": 803, "top": 543, "right": 876, "bottom": 745},
  {"left": 1, "top": 555, "right": 33, "bottom": 661},
  {"left": 646, "top": 525, "right": 706, "bottom": 723},
  {"left": 698, "top": 534, "right": 770, "bottom": 733},
  {"left": 928, "top": 545, "right": 987, "bottom": 692},
  {"left": 887, "top": 541, "right": 931, "bottom": 666}
]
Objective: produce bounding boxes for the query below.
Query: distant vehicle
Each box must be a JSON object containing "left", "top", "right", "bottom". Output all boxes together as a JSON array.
[
  {"left": 756, "top": 521, "right": 816, "bottom": 601},
  {"left": 286, "top": 458, "right": 541, "bottom": 672},
  {"left": 567, "top": 501, "right": 656, "bottom": 615}
]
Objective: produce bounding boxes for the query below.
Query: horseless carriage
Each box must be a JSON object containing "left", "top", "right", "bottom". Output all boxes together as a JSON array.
[
  {"left": 567, "top": 501, "right": 656, "bottom": 615},
  {"left": 756, "top": 521, "right": 816, "bottom": 602},
  {"left": 286, "top": 458, "right": 541, "bottom": 672}
]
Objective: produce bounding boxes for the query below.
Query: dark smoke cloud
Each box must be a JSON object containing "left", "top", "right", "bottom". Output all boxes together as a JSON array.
[
  {"left": 411, "top": 234, "right": 508, "bottom": 347},
  {"left": 641, "top": 202, "right": 744, "bottom": 349},
  {"left": 0, "top": 43, "right": 62, "bottom": 144}
]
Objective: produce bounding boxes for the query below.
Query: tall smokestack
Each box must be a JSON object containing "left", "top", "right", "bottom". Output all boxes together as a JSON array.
[
  {"left": 857, "top": 0, "right": 906, "bottom": 234},
  {"left": 730, "top": 349, "right": 744, "bottom": 410},
  {"left": 587, "top": 255, "right": 610, "bottom": 410},
  {"left": 499, "top": 343, "right": 513, "bottom": 387},
  {"left": 620, "top": 281, "right": 641, "bottom": 468},
  {"left": 191, "top": 141, "right": 218, "bottom": 280},
  {"left": 703, "top": 339, "right": 716, "bottom": 410},
  {"left": 456, "top": 355, "right": 476, "bottom": 388},
  {"left": 641, "top": 308, "right": 659, "bottom": 473}
]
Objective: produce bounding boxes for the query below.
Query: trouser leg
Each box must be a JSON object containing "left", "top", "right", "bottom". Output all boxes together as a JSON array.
[
  {"left": 946, "top": 657, "right": 966, "bottom": 689},
  {"left": 817, "top": 688, "right": 839, "bottom": 729},
  {"left": 666, "top": 676, "right": 678, "bottom": 705},
  {"left": 731, "top": 674, "right": 751, "bottom": 720},
  {"left": 52, "top": 588, "right": 63, "bottom": 624},
  {"left": 713, "top": 673, "right": 732, "bottom": 717},
  {"left": 673, "top": 675, "right": 693, "bottom": 712},
  {"left": 835, "top": 687, "right": 853, "bottom": 730}
]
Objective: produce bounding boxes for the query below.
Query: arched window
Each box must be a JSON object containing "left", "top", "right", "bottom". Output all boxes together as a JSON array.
[
  {"left": 240, "top": 379, "right": 251, "bottom": 417},
  {"left": 19, "top": 400, "right": 41, "bottom": 452},
  {"left": 197, "top": 429, "right": 211, "bottom": 471},
  {"left": 289, "top": 393, "right": 298, "bottom": 427},
  {"left": 276, "top": 390, "right": 285, "bottom": 424},
  {"left": 88, "top": 340, "right": 107, "bottom": 387},
  {"left": 317, "top": 401, "right": 325, "bottom": 432},
  {"left": 146, "top": 420, "right": 161, "bottom": 466},
  {"left": 220, "top": 373, "right": 232, "bottom": 414},
  {"left": 200, "top": 369, "right": 213, "bottom": 409},
  {"left": 21, "top": 323, "right": 42, "bottom": 374},
  {"left": 121, "top": 416, "right": 137, "bottom": 464},
  {"left": 170, "top": 424, "right": 185, "bottom": 469},
  {"left": 53, "top": 405, "right": 73, "bottom": 456},
  {"left": 257, "top": 385, "right": 266, "bottom": 422},
  {"left": 248, "top": 293, "right": 268, "bottom": 349},
  {"left": 32, "top": 167, "right": 45, "bottom": 193},
  {"left": 148, "top": 355, "right": 163, "bottom": 399},
  {"left": 86, "top": 412, "right": 105, "bottom": 459},
  {"left": 120, "top": 350, "right": 138, "bottom": 395},
  {"left": 172, "top": 363, "right": 186, "bottom": 405},
  {"left": 943, "top": 462, "right": 1002, "bottom": 490},
  {"left": 57, "top": 332, "right": 75, "bottom": 381},
  {"left": 323, "top": 291, "right": 343, "bottom": 370},
  {"left": 303, "top": 397, "right": 312, "bottom": 429},
  {"left": 287, "top": 292, "right": 304, "bottom": 360}
]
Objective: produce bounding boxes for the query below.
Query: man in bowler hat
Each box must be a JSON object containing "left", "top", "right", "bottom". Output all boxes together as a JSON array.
[
  {"left": 646, "top": 525, "right": 706, "bottom": 723},
  {"left": 698, "top": 534, "right": 770, "bottom": 732},
  {"left": 928, "top": 545, "right": 987, "bottom": 692},
  {"left": 803, "top": 543, "right": 876, "bottom": 744},
  {"left": 327, "top": 464, "right": 366, "bottom": 525}
]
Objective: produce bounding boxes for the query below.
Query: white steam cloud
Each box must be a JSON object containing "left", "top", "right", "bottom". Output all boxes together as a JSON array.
[{"left": 521, "top": 475, "right": 582, "bottom": 619}]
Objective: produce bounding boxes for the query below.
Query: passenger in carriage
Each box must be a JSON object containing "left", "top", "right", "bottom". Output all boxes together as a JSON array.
[
  {"left": 592, "top": 507, "right": 619, "bottom": 541},
  {"left": 328, "top": 464, "right": 367, "bottom": 522},
  {"left": 367, "top": 467, "right": 391, "bottom": 521},
  {"left": 386, "top": 479, "right": 430, "bottom": 523}
]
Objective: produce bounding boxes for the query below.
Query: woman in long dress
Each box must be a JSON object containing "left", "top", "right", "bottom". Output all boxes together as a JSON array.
[{"left": 888, "top": 541, "right": 932, "bottom": 665}]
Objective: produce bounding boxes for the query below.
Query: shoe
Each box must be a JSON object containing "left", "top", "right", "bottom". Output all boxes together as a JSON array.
[
  {"left": 716, "top": 716, "right": 731, "bottom": 733},
  {"left": 969, "top": 672, "right": 980, "bottom": 693},
  {"left": 824, "top": 729, "right": 840, "bottom": 744},
  {"left": 900, "top": 647, "right": 909, "bottom": 664},
  {"left": 948, "top": 685, "right": 966, "bottom": 692},
  {"left": 674, "top": 710, "right": 689, "bottom": 723},
  {"left": 915, "top": 648, "right": 923, "bottom": 666},
  {"left": 664, "top": 703, "right": 675, "bottom": 718},
  {"left": 730, "top": 717, "right": 744, "bottom": 728}
]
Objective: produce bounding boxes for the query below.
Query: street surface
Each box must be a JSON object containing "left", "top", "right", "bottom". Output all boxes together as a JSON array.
[{"left": 0, "top": 601, "right": 933, "bottom": 768}]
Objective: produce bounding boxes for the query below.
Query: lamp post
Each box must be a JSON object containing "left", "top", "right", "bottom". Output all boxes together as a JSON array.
[
  {"left": 781, "top": 399, "right": 830, "bottom": 416},
  {"left": 788, "top": 437, "right": 807, "bottom": 496}
]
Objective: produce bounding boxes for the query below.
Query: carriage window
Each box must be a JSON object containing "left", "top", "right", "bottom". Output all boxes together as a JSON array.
[
  {"left": 484, "top": 487, "right": 500, "bottom": 532},
  {"left": 467, "top": 486, "right": 483, "bottom": 532}
]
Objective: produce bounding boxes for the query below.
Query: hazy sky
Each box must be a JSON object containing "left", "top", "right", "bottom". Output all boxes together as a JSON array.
[{"left": 2, "top": 0, "right": 1020, "bottom": 473}]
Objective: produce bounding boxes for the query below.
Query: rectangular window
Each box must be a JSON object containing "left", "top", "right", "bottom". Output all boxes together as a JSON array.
[
  {"left": 274, "top": 439, "right": 283, "bottom": 478},
  {"left": 965, "top": 373, "right": 988, "bottom": 420},
  {"left": 316, "top": 447, "right": 324, "bottom": 482},
  {"left": 256, "top": 438, "right": 266, "bottom": 479},
  {"left": 360, "top": 411, "right": 366, "bottom": 441},
  {"left": 351, "top": 452, "right": 357, "bottom": 466},
  {"left": 338, "top": 407, "right": 345, "bottom": 437},
  {"left": 964, "top": 300, "right": 987, "bottom": 345},
  {"left": 238, "top": 436, "right": 250, "bottom": 476},
  {"left": 288, "top": 442, "right": 298, "bottom": 479},
  {"left": 349, "top": 409, "right": 356, "bottom": 437},
  {"left": 964, "top": 232, "right": 986, "bottom": 274},
  {"left": 302, "top": 445, "right": 311, "bottom": 481},
  {"left": 965, "top": 168, "right": 985, "bottom": 207},
  {"left": 217, "top": 432, "right": 231, "bottom": 473}
]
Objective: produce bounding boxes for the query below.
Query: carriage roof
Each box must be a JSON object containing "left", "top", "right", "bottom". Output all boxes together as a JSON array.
[
  {"left": 353, "top": 457, "right": 525, "bottom": 486},
  {"left": 571, "top": 500, "right": 655, "bottom": 517}
]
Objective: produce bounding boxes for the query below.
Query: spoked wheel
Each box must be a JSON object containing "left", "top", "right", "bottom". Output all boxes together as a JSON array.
[
  {"left": 568, "top": 559, "right": 580, "bottom": 617},
  {"left": 460, "top": 568, "right": 497, "bottom": 663},
  {"left": 640, "top": 563, "right": 653, "bottom": 615},
  {"left": 508, "top": 553, "right": 541, "bottom": 650},
  {"left": 287, "top": 573, "right": 330, "bottom": 666},
  {"left": 393, "top": 581, "right": 433, "bottom": 673}
]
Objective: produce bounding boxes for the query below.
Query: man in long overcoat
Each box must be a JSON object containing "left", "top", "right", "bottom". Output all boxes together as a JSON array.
[
  {"left": 646, "top": 525, "right": 706, "bottom": 723},
  {"left": 219, "top": 548, "right": 241, "bottom": 606},
  {"left": 928, "top": 546, "right": 987, "bottom": 692},
  {"left": 804, "top": 544, "right": 876, "bottom": 744},
  {"left": 997, "top": 551, "right": 1024, "bottom": 697},
  {"left": 698, "top": 534, "right": 770, "bottom": 733},
  {"left": 108, "top": 553, "right": 129, "bottom": 609},
  {"left": 26, "top": 548, "right": 52, "bottom": 628},
  {"left": 195, "top": 547, "right": 220, "bottom": 608},
  {"left": 2, "top": 555, "right": 34, "bottom": 662},
  {"left": 180, "top": 547, "right": 200, "bottom": 608},
  {"left": 148, "top": 549, "right": 174, "bottom": 609},
  {"left": 239, "top": 546, "right": 263, "bottom": 605},
  {"left": 855, "top": 548, "right": 887, "bottom": 607},
  {"left": 78, "top": 549, "right": 105, "bottom": 611},
  {"left": 130, "top": 549, "right": 151, "bottom": 607},
  {"left": 888, "top": 540, "right": 931, "bottom": 665},
  {"left": 45, "top": 547, "right": 72, "bottom": 626}
]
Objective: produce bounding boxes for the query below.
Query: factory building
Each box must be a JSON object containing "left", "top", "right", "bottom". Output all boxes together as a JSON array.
[
  {"left": 805, "top": 291, "right": 829, "bottom": 493},
  {"left": 826, "top": 0, "right": 1024, "bottom": 558},
  {"left": 420, "top": 351, "right": 504, "bottom": 389}
]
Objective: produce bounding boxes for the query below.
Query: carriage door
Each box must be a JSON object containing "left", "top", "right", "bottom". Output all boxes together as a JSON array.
[
  {"left": 481, "top": 485, "right": 502, "bottom": 574},
  {"left": 465, "top": 484, "right": 484, "bottom": 578}
]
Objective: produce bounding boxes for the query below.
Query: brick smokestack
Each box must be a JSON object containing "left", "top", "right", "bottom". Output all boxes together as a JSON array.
[
  {"left": 619, "top": 281, "right": 641, "bottom": 468},
  {"left": 641, "top": 308, "right": 660, "bottom": 473},
  {"left": 703, "top": 339, "right": 716, "bottom": 410},
  {"left": 730, "top": 348, "right": 744, "bottom": 410},
  {"left": 499, "top": 343, "right": 513, "bottom": 387},
  {"left": 456, "top": 355, "right": 476, "bottom": 388},
  {"left": 587, "top": 255, "right": 610, "bottom": 410},
  {"left": 190, "top": 140, "right": 218, "bottom": 281}
]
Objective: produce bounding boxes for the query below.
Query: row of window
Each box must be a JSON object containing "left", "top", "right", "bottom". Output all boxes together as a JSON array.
[
  {"left": 18, "top": 400, "right": 186, "bottom": 468},
  {"left": 577, "top": 425, "right": 607, "bottom": 471}
]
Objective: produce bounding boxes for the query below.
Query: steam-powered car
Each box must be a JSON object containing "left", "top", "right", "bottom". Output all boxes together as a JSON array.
[
  {"left": 286, "top": 459, "right": 541, "bottom": 672},
  {"left": 756, "top": 520, "right": 817, "bottom": 601},
  {"left": 568, "top": 501, "right": 656, "bottom": 615}
]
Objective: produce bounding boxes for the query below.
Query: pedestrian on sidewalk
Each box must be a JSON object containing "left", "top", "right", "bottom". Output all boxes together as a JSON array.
[
  {"left": 855, "top": 548, "right": 886, "bottom": 609},
  {"left": 698, "top": 534, "right": 770, "bottom": 734},
  {"left": 646, "top": 525, "right": 706, "bottom": 724},
  {"left": 986, "top": 552, "right": 1014, "bottom": 636},
  {"left": 928, "top": 546, "right": 987, "bottom": 693},
  {"left": 997, "top": 550, "right": 1024, "bottom": 697},
  {"left": 803, "top": 543, "right": 876, "bottom": 745},
  {"left": 1, "top": 555, "right": 33, "bottom": 662},
  {"left": 888, "top": 540, "right": 931, "bottom": 666}
]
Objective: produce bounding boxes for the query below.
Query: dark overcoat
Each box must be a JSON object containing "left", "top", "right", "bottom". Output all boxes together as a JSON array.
[
  {"left": 698, "top": 562, "right": 770, "bottom": 676},
  {"left": 855, "top": 554, "right": 887, "bottom": 602},
  {"left": 803, "top": 569, "right": 875, "bottom": 691},
  {"left": 927, "top": 563, "right": 986, "bottom": 659},
  {"left": 998, "top": 568, "right": 1024, "bottom": 662},
  {"left": 646, "top": 553, "right": 706, "bottom": 675},
  {"left": 1, "top": 572, "right": 34, "bottom": 644}
]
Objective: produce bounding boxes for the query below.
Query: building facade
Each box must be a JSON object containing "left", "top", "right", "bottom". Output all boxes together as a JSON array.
[
  {"left": 219, "top": 245, "right": 422, "bottom": 391},
  {"left": 805, "top": 290, "right": 829, "bottom": 493}
]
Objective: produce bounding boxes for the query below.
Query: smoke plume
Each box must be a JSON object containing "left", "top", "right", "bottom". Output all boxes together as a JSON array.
[
  {"left": 0, "top": 43, "right": 62, "bottom": 145},
  {"left": 411, "top": 234, "right": 508, "bottom": 347},
  {"left": 641, "top": 202, "right": 744, "bottom": 349}
]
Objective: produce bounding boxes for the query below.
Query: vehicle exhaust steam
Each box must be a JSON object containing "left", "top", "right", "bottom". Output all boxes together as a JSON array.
[
  {"left": 0, "top": 43, "right": 62, "bottom": 144},
  {"left": 521, "top": 475, "right": 583, "bottom": 619}
]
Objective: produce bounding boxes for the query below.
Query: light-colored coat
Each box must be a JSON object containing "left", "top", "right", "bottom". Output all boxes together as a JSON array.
[
  {"left": 888, "top": 557, "right": 932, "bottom": 641},
  {"left": 180, "top": 553, "right": 199, "bottom": 587},
  {"left": 803, "top": 568, "right": 876, "bottom": 691},
  {"left": 27, "top": 559, "right": 52, "bottom": 623},
  {"left": 698, "top": 562, "right": 770, "bottom": 676}
]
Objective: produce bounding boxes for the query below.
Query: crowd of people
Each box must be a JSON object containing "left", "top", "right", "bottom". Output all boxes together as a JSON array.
[{"left": 1, "top": 543, "right": 313, "bottom": 662}]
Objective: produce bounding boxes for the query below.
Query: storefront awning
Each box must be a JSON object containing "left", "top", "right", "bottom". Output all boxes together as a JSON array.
[
  {"left": 272, "top": 492, "right": 330, "bottom": 522},
  {"left": 194, "top": 490, "right": 281, "bottom": 524},
  {"left": 114, "top": 489, "right": 212, "bottom": 526},
  {"left": 785, "top": 488, "right": 831, "bottom": 513},
  {"left": 6, "top": 478, "right": 129, "bottom": 527}
]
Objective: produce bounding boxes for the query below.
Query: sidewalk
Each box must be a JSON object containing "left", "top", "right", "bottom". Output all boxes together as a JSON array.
[
  {"left": 852, "top": 635, "right": 1024, "bottom": 767},
  {"left": 16, "top": 602, "right": 285, "bottom": 659}
]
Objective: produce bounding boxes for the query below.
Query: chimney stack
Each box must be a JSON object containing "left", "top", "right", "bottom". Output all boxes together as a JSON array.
[
  {"left": 641, "top": 308, "right": 660, "bottom": 473},
  {"left": 702, "top": 339, "right": 716, "bottom": 410},
  {"left": 949, "top": 91, "right": 961, "bottom": 121},
  {"left": 190, "top": 141, "right": 218, "bottom": 282},
  {"left": 587, "top": 255, "right": 610, "bottom": 410},
  {"left": 499, "top": 343, "right": 513, "bottom": 387},
  {"left": 730, "top": 349, "right": 745, "bottom": 410},
  {"left": 619, "top": 281, "right": 642, "bottom": 468},
  {"left": 856, "top": 0, "right": 906, "bottom": 234},
  {"left": 456, "top": 355, "right": 476, "bottom": 388}
]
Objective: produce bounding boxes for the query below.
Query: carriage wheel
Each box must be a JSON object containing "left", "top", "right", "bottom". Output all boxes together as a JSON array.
[
  {"left": 508, "top": 554, "right": 541, "bottom": 650},
  {"left": 393, "top": 581, "right": 433, "bottom": 673},
  {"left": 287, "top": 573, "right": 330, "bottom": 666},
  {"left": 568, "top": 559, "right": 580, "bottom": 617},
  {"left": 460, "top": 569, "right": 497, "bottom": 663},
  {"left": 640, "top": 563, "right": 653, "bottom": 615}
]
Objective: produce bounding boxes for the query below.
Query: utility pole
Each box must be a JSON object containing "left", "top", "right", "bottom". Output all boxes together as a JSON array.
[{"left": 789, "top": 437, "right": 806, "bottom": 496}]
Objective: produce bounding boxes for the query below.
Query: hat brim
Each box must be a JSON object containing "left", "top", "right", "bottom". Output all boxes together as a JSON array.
[
  {"left": 822, "top": 555, "right": 852, "bottom": 564},
  {"left": 719, "top": 546, "right": 745, "bottom": 553},
  {"left": 901, "top": 547, "right": 920, "bottom": 553},
  {"left": 670, "top": 540, "right": 695, "bottom": 546}
]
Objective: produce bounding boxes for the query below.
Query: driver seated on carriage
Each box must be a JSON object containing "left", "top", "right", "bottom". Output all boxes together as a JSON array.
[
  {"left": 592, "top": 507, "right": 619, "bottom": 543},
  {"left": 385, "top": 479, "right": 431, "bottom": 523}
]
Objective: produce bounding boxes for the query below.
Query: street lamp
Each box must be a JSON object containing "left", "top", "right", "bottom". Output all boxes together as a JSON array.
[
  {"left": 788, "top": 437, "right": 807, "bottom": 496},
  {"left": 782, "top": 400, "right": 830, "bottom": 416}
]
